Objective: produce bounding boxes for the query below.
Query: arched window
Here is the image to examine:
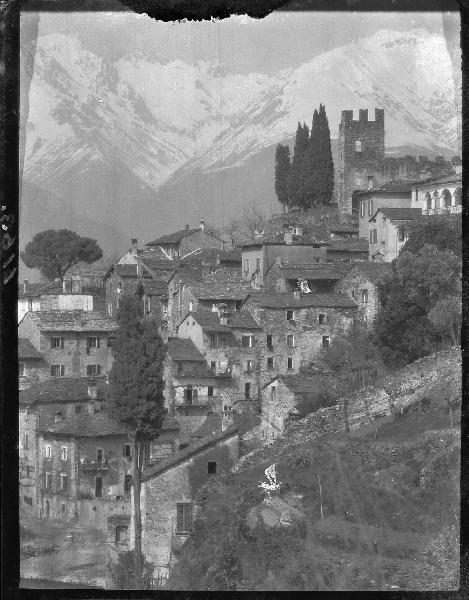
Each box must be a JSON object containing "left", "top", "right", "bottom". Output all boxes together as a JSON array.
[
  {"left": 441, "top": 189, "right": 452, "bottom": 208},
  {"left": 355, "top": 140, "right": 362, "bottom": 152},
  {"left": 454, "top": 187, "right": 462, "bottom": 206},
  {"left": 432, "top": 191, "right": 440, "bottom": 209},
  {"left": 424, "top": 192, "right": 432, "bottom": 210}
]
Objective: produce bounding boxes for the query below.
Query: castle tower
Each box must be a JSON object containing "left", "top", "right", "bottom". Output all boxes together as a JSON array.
[{"left": 336, "top": 108, "right": 385, "bottom": 215}]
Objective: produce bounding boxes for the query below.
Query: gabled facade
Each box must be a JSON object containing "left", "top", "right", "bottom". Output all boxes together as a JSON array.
[
  {"left": 19, "top": 337, "right": 48, "bottom": 388},
  {"left": 145, "top": 221, "right": 225, "bottom": 259},
  {"left": 368, "top": 207, "right": 424, "bottom": 262}
]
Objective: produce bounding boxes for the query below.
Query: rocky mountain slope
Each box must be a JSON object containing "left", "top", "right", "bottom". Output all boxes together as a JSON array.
[
  {"left": 168, "top": 349, "right": 461, "bottom": 591},
  {"left": 21, "top": 27, "right": 460, "bottom": 269}
]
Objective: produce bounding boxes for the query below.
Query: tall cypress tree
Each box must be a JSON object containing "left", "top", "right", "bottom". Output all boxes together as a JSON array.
[
  {"left": 274, "top": 144, "right": 291, "bottom": 211},
  {"left": 318, "top": 104, "right": 334, "bottom": 205},
  {"left": 287, "top": 122, "right": 309, "bottom": 208},
  {"left": 301, "top": 109, "right": 320, "bottom": 209}
]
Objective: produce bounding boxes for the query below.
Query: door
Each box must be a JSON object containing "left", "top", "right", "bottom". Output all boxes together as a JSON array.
[
  {"left": 185, "top": 385, "right": 193, "bottom": 405},
  {"left": 45, "top": 500, "right": 50, "bottom": 519},
  {"left": 95, "top": 476, "right": 103, "bottom": 498}
]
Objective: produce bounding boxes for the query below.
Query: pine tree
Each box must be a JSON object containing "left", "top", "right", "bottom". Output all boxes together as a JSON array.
[
  {"left": 105, "top": 294, "right": 167, "bottom": 588},
  {"left": 287, "top": 122, "right": 309, "bottom": 208},
  {"left": 274, "top": 144, "right": 291, "bottom": 211}
]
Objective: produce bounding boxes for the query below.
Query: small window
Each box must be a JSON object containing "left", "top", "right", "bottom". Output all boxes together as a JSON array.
[
  {"left": 51, "top": 336, "right": 64, "bottom": 349},
  {"left": 208, "top": 461, "right": 217, "bottom": 475},
  {"left": 87, "top": 337, "right": 100, "bottom": 348},
  {"left": 355, "top": 139, "right": 362, "bottom": 152},
  {"left": 286, "top": 334, "right": 294, "bottom": 348},
  {"left": 361, "top": 289, "right": 369, "bottom": 303},
  {"left": 97, "top": 448, "right": 103, "bottom": 463},
  {"left": 267, "top": 357, "right": 274, "bottom": 369},
  {"left": 54, "top": 412, "right": 63, "bottom": 423},
  {"left": 210, "top": 361, "right": 216, "bottom": 375},
  {"left": 243, "top": 258, "right": 250, "bottom": 273},
  {"left": 369, "top": 200, "right": 374, "bottom": 216},
  {"left": 45, "top": 445, "right": 51, "bottom": 459},
  {"left": 322, "top": 336, "right": 330, "bottom": 348},
  {"left": 271, "top": 386, "right": 276, "bottom": 401},
  {"left": 360, "top": 201, "right": 365, "bottom": 218},
  {"left": 51, "top": 365, "right": 65, "bottom": 377},
  {"left": 372, "top": 229, "right": 377, "bottom": 244},
  {"left": 75, "top": 405, "right": 82, "bottom": 414},
  {"left": 86, "top": 364, "right": 101, "bottom": 376},
  {"left": 19, "top": 363, "right": 25, "bottom": 377},
  {"left": 255, "top": 257, "right": 261, "bottom": 273},
  {"left": 124, "top": 474, "right": 132, "bottom": 493},
  {"left": 244, "top": 382, "right": 251, "bottom": 398},
  {"left": 207, "top": 386, "right": 214, "bottom": 397},
  {"left": 60, "top": 473, "right": 68, "bottom": 492},
  {"left": 318, "top": 314, "right": 327, "bottom": 325},
  {"left": 287, "top": 357, "right": 293, "bottom": 370},
  {"left": 45, "top": 472, "right": 52, "bottom": 489},
  {"left": 266, "top": 334, "right": 273, "bottom": 349},
  {"left": 397, "top": 227, "right": 404, "bottom": 242},
  {"left": 123, "top": 444, "right": 131, "bottom": 457},
  {"left": 24, "top": 496, "right": 33, "bottom": 507},
  {"left": 286, "top": 310, "right": 294, "bottom": 321},
  {"left": 115, "top": 525, "right": 128, "bottom": 544},
  {"left": 351, "top": 290, "right": 355, "bottom": 299},
  {"left": 27, "top": 298, "right": 33, "bottom": 311},
  {"left": 245, "top": 360, "right": 253, "bottom": 373},
  {"left": 242, "top": 335, "right": 255, "bottom": 348},
  {"left": 22, "top": 433, "right": 29, "bottom": 450},
  {"left": 61, "top": 446, "right": 68, "bottom": 461},
  {"left": 108, "top": 304, "right": 113, "bottom": 316},
  {"left": 176, "top": 502, "right": 193, "bottom": 534},
  {"left": 209, "top": 333, "right": 219, "bottom": 348}
]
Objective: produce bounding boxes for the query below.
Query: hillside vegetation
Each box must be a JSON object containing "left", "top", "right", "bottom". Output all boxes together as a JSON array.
[{"left": 168, "top": 349, "right": 461, "bottom": 591}]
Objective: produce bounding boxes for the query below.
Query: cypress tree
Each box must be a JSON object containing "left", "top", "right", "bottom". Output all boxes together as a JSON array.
[
  {"left": 301, "top": 109, "right": 320, "bottom": 209},
  {"left": 318, "top": 103, "right": 334, "bottom": 205},
  {"left": 287, "top": 122, "right": 309, "bottom": 208},
  {"left": 274, "top": 144, "right": 291, "bottom": 211}
]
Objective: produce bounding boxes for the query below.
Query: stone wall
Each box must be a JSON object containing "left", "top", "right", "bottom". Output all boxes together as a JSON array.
[{"left": 19, "top": 409, "right": 39, "bottom": 515}]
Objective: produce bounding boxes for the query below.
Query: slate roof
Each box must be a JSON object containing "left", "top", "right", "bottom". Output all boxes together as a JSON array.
[
  {"left": 112, "top": 263, "right": 152, "bottom": 278},
  {"left": 192, "top": 280, "right": 252, "bottom": 301},
  {"left": 146, "top": 227, "right": 223, "bottom": 247},
  {"left": 188, "top": 309, "right": 261, "bottom": 331},
  {"left": 252, "top": 292, "right": 357, "bottom": 309},
  {"left": 166, "top": 337, "right": 206, "bottom": 362},
  {"left": 19, "top": 378, "right": 108, "bottom": 406},
  {"left": 142, "top": 279, "right": 168, "bottom": 297},
  {"left": 269, "top": 374, "right": 322, "bottom": 397},
  {"left": 327, "top": 238, "right": 369, "bottom": 252},
  {"left": 280, "top": 266, "right": 346, "bottom": 281},
  {"left": 179, "top": 248, "right": 242, "bottom": 265},
  {"left": 330, "top": 225, "right": 359, "bottom": 234},
  {"left": 352, "top": 262, "right": 393, "bottom": 284},
  {"left": 18, "top": 338, "right": 44, "bottom": 359},
  {"left": 371, "top": 207, "right": 423, "bottom": 223},
  {"left": 23, "top": 310, "right": 118, "bottom": 332},
  {"left": 355, "top": 180, "right": 415, "bottom": 196},
  {"left": 18, "top": 281, "right": 63, "bottom": 298},
  {"left": 142, "top": 424, "right": 238, "bottom": 482}
]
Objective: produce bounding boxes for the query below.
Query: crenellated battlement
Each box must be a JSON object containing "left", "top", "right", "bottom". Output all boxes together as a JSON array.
[{"left": 340, "top": 108, "right": 384, "bottom": 126}]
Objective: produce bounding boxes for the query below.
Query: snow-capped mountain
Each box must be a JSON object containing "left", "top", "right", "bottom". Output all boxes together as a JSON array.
[{"left": 20, "top": 27, "right": 460, "bottom": 267}]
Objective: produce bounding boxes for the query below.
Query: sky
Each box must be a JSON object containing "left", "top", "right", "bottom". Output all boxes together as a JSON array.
[{"left": 23, "top": 9, "right": 460, "bottom": 74}]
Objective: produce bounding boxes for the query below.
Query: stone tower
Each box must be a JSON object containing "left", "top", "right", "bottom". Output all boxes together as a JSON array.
[{"left": 336, "top": 108, "right": 385, "bottom": 215}]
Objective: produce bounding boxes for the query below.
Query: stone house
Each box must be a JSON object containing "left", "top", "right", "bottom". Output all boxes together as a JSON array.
[
  {"left": 18, "top": 310, "right": 118, "bottom": 379},
  {"left": 134, "top": 424, "right": 239, "bottom": 576},
  {"left": 246, "top": 291, "right": 357, "bottom": 378},
  {"left": 411, "top": 173, "right": 462, "bottom": 215},
  {"left": 18, "top": 279, "right": 94, "bottom": 323},
  {"left": 145, "top": 220, "right": 225, "bottom": 259},
  {"left": 177, "top": 308, "right": 263, "bottom": 412},
  {"left": 334, "top": 262, "right": 393, "bottom": 329},
  {"left": 18, "top": 337, "right": 48, "bottom": 388},
  {"left": 104, "top": 262, "right": 153, "bottom": 319},
  {"left": 368, "top": 207, "right": 424, "bottom": 262}
]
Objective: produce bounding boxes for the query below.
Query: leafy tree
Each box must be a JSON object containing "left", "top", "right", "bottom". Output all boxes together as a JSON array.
[
  {"left": 374, "top": 245, "right": 461, "bottom": 366},
  {"left": 21, "top": 229, "right": 103, "bottom": 281},
  {"left": 402, "top": 215, "right": 461, "bottom": 257},
  {"left": 274, "top": 144, "right": 291, "bottom": 211},
  {"left": 428, "top": 296, "right": 461, "bottom": 346},
  {"left": 287, "top": 122, "right": 309, "bottom": 208},
  {"left": 108, "top": 549, "right": 155, "bottom": 590},
  {"left": 105, "top": 294, "right": 167, "bottom": 587}
]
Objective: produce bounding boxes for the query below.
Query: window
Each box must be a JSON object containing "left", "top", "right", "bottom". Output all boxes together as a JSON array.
[
  {"left": 318, "top": 314, "right": 327, "bottom": 325},
  {"left": 369, "top": 229, "right": 373, "bottom": 243},
  {"left": 87, "top": 337, "right": 100, "bottom": 348},
  {"left": 75, "top": 405, "right": 82, "bottom": 414},
  {"left": 45, "top": 445, "right": 51, "bottom": 459},
  {"left": 360, "top": 201, "right": 365, "bottom": 218},
  {"left": 207, "top": 386, "right": 214, "bottom": 397},
  {"left": 51, "top": 365, "right": 65, "bottom": 377},
  {"left": 54, "top": 411, "right": 63, "bottom": 423},
  {"left": 351, "top": 290, "right": 355, "bottom": 299},
  {"left": 208, "top": 461, "right": 217, "bottom": 475},
  {"left": 210, "top": 361, "right": 216, "bottom": 375},
  {"left": 60, "top": 473, "right": 68, "bottom": 492},
  {"left": 404, "top": 228, "right": 411, "bottom": 241},
  {"left": 322, "top": 336, "right": 330, "bottom": 348},
  {"left": 123, "top": 444, "right": 131, "bottom": 457},
  {"left": 255, "top": 257, "right": 261, "bottom": 273},
  {"left": 243, "top": 258, "right": 250, "bottom": 273},
  {"left": 271, "top": 386, "right": 276, "bottom": 401},
  {"left": 86, "top": 364, "right": 101, "bottom": 376},
  {"left": 267, "top": 357, "right": 274, "bottom": 369},
  {"left": 45, "top": 472, "right": 52, "bottom": 489},
  {"left": 97, "top": 448, "right": 104, "bottom": 463},
  {"left": 286, "top": 334, "right": 294, "bottom": 348},
  {"left": 361, "top": 289, "right": 369, "bottom": 303},
  {"left": 176, "top": 502, "right": 193, "bottom": 534},
  {"left": 124, "top": 474, "right": 132, "bottom": 493},
  {"left": 242, "top": 335, "right": 255, "bottom": 348},
  {"left": 24, "top": 496, "right": 33, "bottom": 507},
  {"left": 22, "top": 433, "right": 29, "bottom": 450},
  {"left": 244, "top": 382, "right": 251, "bottom": 398},
  {"left": 355, "top": 139, "right": 362, "bottom": 152},
  {"left": 286, "top": 310, "right": 294, "bottom": 321},
  {"left": 115, "top": 525, "right": 128, "bottom": 544},
  {"left": 287, "top": 357, "right": 293, "bottom": 370},
  {"left": 209, "top": 333, "right": 219, "bottom": 348},
  {"left": 26, "top": 466, "right": 33, "bottom": 477},
  {"left": 368, "top": 200, "right": 374, "bottom": 216},
  {"left": 28, "top": 298, "right": 33, "bottom": 311},
  {"left": 108, "top": 304, "right": 113, "bottom": 316},
  {"left": 19, "top": 363, "right": 25, "bottom": 377},
  {"left": 397, "top": 227, "right": 404, "bottom": 242},
  {"left": 61, "top": 446, "right": 68, "bottom": 461},
  {"left": 266, "top": 334, "right": 273, "bottom": 350},
  {"left": 372, "top": 229, "right": 377, "bottom": 244},
  {"left": 185, "top": 385, "right": 193, "bottom": 405},
  {"left": 245, "top": 360, "right": 253, "bottom": 373},
  {"left": 51, "top": 336, "right": 64, "bottom": 349}
]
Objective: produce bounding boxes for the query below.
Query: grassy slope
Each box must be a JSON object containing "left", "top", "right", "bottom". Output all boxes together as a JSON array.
[{"left": 168, "top": 351, "right": 461, "bottom": 591}]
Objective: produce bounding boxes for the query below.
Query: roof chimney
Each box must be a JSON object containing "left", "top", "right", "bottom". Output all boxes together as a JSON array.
[
  {"left": 200, "top": 218, "right": 205, "bottom": 232},
  {"left": 131, "top": 238, "right": 138, "bottom": 255},
  {"left": 23, "top": 279, "right": 28, "bottom": 294}
]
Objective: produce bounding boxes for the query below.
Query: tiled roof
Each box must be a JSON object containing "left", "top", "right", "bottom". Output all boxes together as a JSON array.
[
  {"left": 142, "top": 279, "right": 168, "bottom": 297},
  {"left": 19, "top": 378, "right": 108, "bottom": 405},
  {"left": 142, "top": 424, "right": 238, "bottom": 482},
  {"left": 372, "top": 207, "right": 423, "bottom": 222},
  {"left": 352, "top": 262, "right": 393, "bottom": 284},
  {"left": 192, "top": 280, "right": 252, "bottom": 301},
  {"left": 327, "top": 238, "right": 369, "bottom": 252},
  {"left": 280, "top": 266, "right": 345, "bottom": 281},
  {"left": 278, "top": 373, "right": 323, "bottom": 397},
  {"left": 42, "top": 412, "right": 128, "bottom": 437},
  {"left": 189, "top": 309, "right": 260, "bottom": 331},
  {"left": 179, "top": 248, "right": 242, "bottom": 265},
  {"left": 355, "top": 180, "right": 415, "bottom": 195},
  {"left": 18, "top": 338, "right": 44, "bottom": 359},
  {"left": 24, "top": 311, "right": 118, "bottom": 332},
  {"left": 18, "top": 281, "right": 62, "bottom": 298},
  {"left": 252, "top": 292, "right": 357, "bottom": 309},
  {"left": 167, "top": 337, "right": 206, "bottom": 362},
  {"left": 226, "top": 310, "right": 261, "bottom": 329},
  {"left": 330, "top": 225, "right": 359, "bottom": 233},
  {"left": 113, "top": 263, "right": 152, "bottom": 278},
  {"left": 146, "top": 227, "right": 223, "bottom": 246}
]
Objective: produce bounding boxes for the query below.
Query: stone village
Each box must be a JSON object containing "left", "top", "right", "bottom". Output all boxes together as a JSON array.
[{"left": 18, "top": 108, "right": 462, "bottom": 584}]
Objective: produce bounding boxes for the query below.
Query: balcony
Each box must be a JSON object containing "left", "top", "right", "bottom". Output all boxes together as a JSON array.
[
  {"left": 80, "top": 458, "right": 110, "bottom": 471},
  {"left": 422, "top": 206, "right": 462, "bottom": 216}
]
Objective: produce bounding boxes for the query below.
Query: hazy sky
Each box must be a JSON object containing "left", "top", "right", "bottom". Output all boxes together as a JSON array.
[{"left": 24, "top": 10, "right": 460, "bottom": 74}]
